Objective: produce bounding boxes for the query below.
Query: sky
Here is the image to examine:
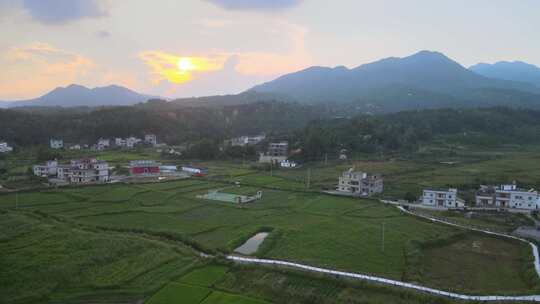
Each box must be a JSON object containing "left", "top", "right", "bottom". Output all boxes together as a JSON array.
[{"left": 0, "top": 0, "right": 539, "bottom": 101}]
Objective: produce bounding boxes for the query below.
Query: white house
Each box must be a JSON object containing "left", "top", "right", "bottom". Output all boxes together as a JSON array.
[
  {"left": 50, "top": 138, "right": 64, "bottom": 149},
  {"left": 336, "top": 169, "right": 384, "bottom": 197},
  {"left": 115, "top": 138, "right": 126, "bottom": 147},
  {"left": 69, "top": 144, "right": 81, "bottom": 150},
  {"left": 97, "top": 138, "right": 110, "bottom": 150},
  {"left": 476, "top": 183, "right": 539, "bottom": 210},
  {"left": 280, "top": 159, "right": 298, "bottom": 168},
  {"left": 126, "top": 137, "right": 141, "bottom": 148},
  {"left": 421, "top": 188, "right": 465, "bottom": 208},
  {"left": 33, "top": 160, "right": 58, "bottom": 177},
  {"left": 144, "top": 134, "right": 157, "bottom": 146},
  {"left": 0, "top": 142, "right": 13, "bottom": 153}
]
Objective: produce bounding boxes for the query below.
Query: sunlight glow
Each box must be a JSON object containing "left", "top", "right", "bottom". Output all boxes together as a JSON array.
[{"left": 177, "top": 57, "right": 195, "bottom": 73}]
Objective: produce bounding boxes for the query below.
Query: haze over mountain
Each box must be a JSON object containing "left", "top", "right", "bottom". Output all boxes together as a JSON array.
[
  {"left": 249, "top": 51, "right": 540, "bottom": 112},
  {"left": 470, "top": 61, "right": 540, "bottom": 88},
  {"left": 3, "top": 84, "right": 153, "bottom": 108}
]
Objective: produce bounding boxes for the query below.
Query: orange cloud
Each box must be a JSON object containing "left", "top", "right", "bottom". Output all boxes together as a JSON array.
[
  {"left": 0, "top": 42, "right": 95, "bottom": 99},
  {"left": 139, "top": 51, "right": 225, "bottom": 85}
]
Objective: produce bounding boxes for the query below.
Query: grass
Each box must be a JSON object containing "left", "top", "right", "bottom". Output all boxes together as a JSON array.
[
  {"left": 3, "top": 147, "right": 540, "bottom": 302},
  {"left": 0, "top": 210, "right": 198, "bottom": 304},
  {"left": 411, "top": 233, "right": 536, "bottom": 294},
  {"left": 178, "top": 265, "right": 229, "bottom": 287},
  {"left": 146, "top": 282, "right": 211, "bottom": 304},
  {"left": 1, "top": 178, "right": 536, "bottom": 295}
]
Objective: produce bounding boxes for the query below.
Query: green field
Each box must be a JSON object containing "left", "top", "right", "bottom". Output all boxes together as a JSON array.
[{"left": 3, "top": 147, "right": 540, "bottom": 303}]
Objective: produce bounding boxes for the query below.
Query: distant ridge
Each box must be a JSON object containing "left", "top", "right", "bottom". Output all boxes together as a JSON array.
[
  {"left": 470, "top": 61, "right": 540, "bottom": 87},
  {"left": 4, "top": 84, "right": 153, "bottom": 108}
]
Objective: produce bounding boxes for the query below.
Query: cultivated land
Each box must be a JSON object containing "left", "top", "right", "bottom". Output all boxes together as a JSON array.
[{"left": 2, "top": 146, "right": 540, "bottom": 303}]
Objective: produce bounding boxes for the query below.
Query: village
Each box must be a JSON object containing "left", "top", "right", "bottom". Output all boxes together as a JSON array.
[{"left": 2, "top": 133, "right": 535, "bottom": 214}]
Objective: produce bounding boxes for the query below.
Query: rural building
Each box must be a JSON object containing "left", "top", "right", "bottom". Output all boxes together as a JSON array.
[
  {"left": 129, "top": 160, "right": 161, "bottom": 175},
  {"left": 69, "top": 144, "right": 81, "bottom": 150},
  {"left": 115, "top": 137, "right": 126, "bottom": 147},
  {"left": 280, "top": 159, "right": 298, "bottom": 168},
  {"left": 159, "top": 165, "right": 177, "bottom": 174},
  {"left": 50, "top": 138, "right": 64, "bottom": 149},
  {"left": 0, "top": 142, "right": 13, "bottom": 153},
  {"left": 34, "top": 158, "right": 109, "bottom": 184},
  {"left": 228, "top": 134, "right": 266, "bottom": 147},
  {"left": 336, "top": 169, "right": 384, "bottom": 197},
  {"left": 126, "top": 136, "right": 141, "bottom": 148},
  {"left": 33, "top": 160, "right": 58, "bottom": 177},
  {"left": 259, "top": 141, "right": 289, "bottom": 164},
  {"left": 182, "top": 166, "right": 208, "bottom": 176},
  {"left": 476, "top": 182, "right": 539, "bottom": 210},
  {"left": 69, "top": 158, "right": 110, "bottom": 184},
  {"left": 421, "top": 188, "right": 465, "bottom": 208},
  {"left": 144, "top": 134, "right": 158, "bottom": 146},
  {"left": 97, "top": 138, "right": 110, "bottom": 150}
]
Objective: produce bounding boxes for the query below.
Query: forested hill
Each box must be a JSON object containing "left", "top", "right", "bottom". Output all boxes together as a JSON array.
[
  {"left": 298, "top": 107, "right": 540, "bottom": 158},
  {"left": 0, "top": 101, "right": 335, "bottom": 146}
]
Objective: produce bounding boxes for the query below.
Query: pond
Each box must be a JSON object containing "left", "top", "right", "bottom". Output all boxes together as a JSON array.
[{"left": 234, "top": 232, "right": 269, "bottom": 255}]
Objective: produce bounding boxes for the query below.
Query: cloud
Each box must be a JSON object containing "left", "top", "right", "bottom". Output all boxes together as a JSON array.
[
  {"left": 21, "top": 0, "right": 107, "bottom": 24},
  {"left": 96, "top": 30, "right": 111, "bottom": 38},
  {"left": 0, "top": 42, "right": 95, "bottom": 99},
  {"left": 138, "top": 21, "right": 312, "bottom": 97},
  {"left": 204, "top": 0, "right": 302, "bottom": 11}
]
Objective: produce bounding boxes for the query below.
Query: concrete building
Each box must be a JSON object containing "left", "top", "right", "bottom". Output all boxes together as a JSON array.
[
  {"left": 259, "top": 141, "right": 288, "bottom": 164},
  {"left": 0, "top": 142, "right": 13, "bottom": 153},
  {"left": 144, "top": 134, "right": 157, "bottom": 146},
  {"left": 50, "top": 138, "right": 63, "bottom": 149},
  {"left": 229, "top": 134, "right": 266, "bottom": 147},
  {"left": 69, "top": 158, "right": 110, "bottom": 184},
  {"left": 33, "top": 160, "right": 58, "bottom": 177},
  {"left": 336, "top": 169, "right": 384, "bottom": 197},
  {"left": 421, "top": 188, "right": 465, "bottom": 208},
  {"left": 126, "top": 136, "right": 141, "bottom": 149},
  {"left": 115, "top": 137, "right": 126, "bottom": 147},
  {"left": 97, "top": 138, "right": 110, "bottom": 150},
  {"left": 476, "top": 183, "right": 539, "bottom": 210}
]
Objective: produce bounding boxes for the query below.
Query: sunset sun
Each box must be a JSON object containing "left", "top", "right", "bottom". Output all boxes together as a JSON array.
[{"left": 177, "top": 57, "right": 195, "bottom": 73}]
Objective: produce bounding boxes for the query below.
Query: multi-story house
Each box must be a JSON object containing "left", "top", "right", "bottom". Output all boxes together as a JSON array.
[
  {"left": 69, "top": 158, "right": 110, "bottom": 184},
  {"left": 229, "top": 134, "right": 266, "bottom": 147},
  {"left": 33, "top": 160, "right": 58, "bottom": 177},
  {"left": 421, "top": 188, "right": 465, "bottom": 208},
  {"left": 50, "top": 138, "right": 64, "bottom": 149},
  {"left": 476, "top": 183, "right": 539, "bottom": 210},
  {"left": 259, "top": 141, "right": 289, "bottom": 164},
  {"left": 336, "top": 169, "right": 384, "bottom": 197}
]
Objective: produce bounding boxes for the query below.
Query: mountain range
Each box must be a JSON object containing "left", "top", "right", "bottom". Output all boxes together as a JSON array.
[
  {"left": 1, "top": 84, "right": 153, "bottom": 108},
  {"left": 249, "top": 51, "right": 540, "bottom": 112},
  {"left": 2, "top": 51, "right": 540, "bottom": 112}
]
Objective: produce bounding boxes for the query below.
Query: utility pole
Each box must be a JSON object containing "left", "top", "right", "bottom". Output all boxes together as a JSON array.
[
  {"left": 381, "top": 222, "right": 385, "bottom": 253},
  {"left": 324, "top": 153, "right": 328, "bottom": 166},
  {"left": 15, "top": 191, "right": 19, "bottom": 209},
  {"left": 270, "top": 161, "right": 273, "bottom": 177}
]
